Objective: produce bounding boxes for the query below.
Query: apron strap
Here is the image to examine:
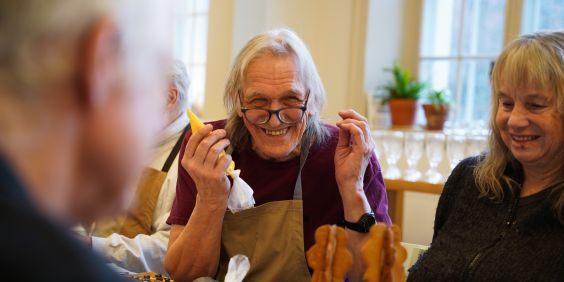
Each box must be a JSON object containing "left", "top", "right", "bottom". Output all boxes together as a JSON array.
[
  {"left": 161, "top": 125, "right": 189, "bottom": 172},
  {"left": 225, "top": 132, "right": 311, "bottom": 200},
  {"left": 293, "top": 135, "right": 311, "bottom": 200}
]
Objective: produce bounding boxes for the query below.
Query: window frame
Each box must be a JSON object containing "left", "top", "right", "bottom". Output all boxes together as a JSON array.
[
  {"left": 400, "top": 0, "right": 526, "bottom": 129},
  {"left": 173, "top": 0, "right": 210, "bottom": 113}
]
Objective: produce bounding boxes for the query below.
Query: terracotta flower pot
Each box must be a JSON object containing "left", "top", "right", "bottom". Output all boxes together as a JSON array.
[
  {"left": 422, "top": 104, "right": 449, "bottom": 130},
  {"left": 389, "top": 99, "right": 418, "bottom": 127}
]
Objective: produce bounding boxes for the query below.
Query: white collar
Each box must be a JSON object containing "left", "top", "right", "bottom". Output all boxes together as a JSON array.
[{"left": 156, "top": 111, "right": 189, "bottom": 147}]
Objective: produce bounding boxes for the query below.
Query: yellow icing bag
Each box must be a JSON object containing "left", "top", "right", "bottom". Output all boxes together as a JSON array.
[
  {"left": 186, "top": 110, "right": 255, "bottom": 213},
  {"left": 188, "top": 110, "right": 235, "bottom": 174}
]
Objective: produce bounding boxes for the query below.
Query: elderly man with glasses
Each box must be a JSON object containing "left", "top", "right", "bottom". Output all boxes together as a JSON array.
[{"left": 165, "top": 28, "right": 391, "bottom": 282}]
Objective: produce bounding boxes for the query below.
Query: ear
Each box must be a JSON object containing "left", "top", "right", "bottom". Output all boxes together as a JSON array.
[
  {"left": 166, "top": 86, "right": 180, "bottom": 115},
  {"left": 167, "top": 87, "right": 179, "bottom": 109},
  {"left": 79, "top": 18, "right": 120, "bottom": 110}
]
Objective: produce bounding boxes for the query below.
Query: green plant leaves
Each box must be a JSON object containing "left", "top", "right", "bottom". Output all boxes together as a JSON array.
[
  {"left": 381, "top": 62, "right": 426, "bottom": 104},
  {"left": 427, "top": 89, "right": 450, "bottom": 105}
]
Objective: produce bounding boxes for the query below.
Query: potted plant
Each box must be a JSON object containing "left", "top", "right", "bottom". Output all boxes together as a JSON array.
[
  {"left": 381, "top": 63, "right": 426, "bottom": 127},
  {"left": 422, "top": 89, "right": 450, "bottom": 130}
]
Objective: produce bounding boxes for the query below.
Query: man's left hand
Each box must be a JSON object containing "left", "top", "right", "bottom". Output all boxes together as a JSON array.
[{"left": 334, "top": 110, "right": 374, "bottom": 221}]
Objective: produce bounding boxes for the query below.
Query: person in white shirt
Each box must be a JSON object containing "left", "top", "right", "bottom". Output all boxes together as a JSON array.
[{"left": 86, "top": 60, "right": 190, "bottom": 274}]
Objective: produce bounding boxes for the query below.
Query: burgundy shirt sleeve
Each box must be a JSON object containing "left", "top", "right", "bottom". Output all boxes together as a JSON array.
[
  {"left": 167, "top": 130, "right": 197, "bottom": 226},
  {"left": 363, "top": 152, "right": 392, "bottom": 224}
]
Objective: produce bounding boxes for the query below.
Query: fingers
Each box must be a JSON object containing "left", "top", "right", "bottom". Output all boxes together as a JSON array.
[
  {"left": 336, "top": 123, "right": 351, "bottom": 149},
  {"left": 336, "top": 110, "right": 375, "bottom": 154},
  {"left": 338, "top": 110, "right": 370, "bottom": 139},
  {"left": 337, "top": 122, "right": 365, "bottom": 151},
  {"left": 182, "top": 124, "right": 232, "bottom": 171},
  {"left": 337, "top": 110, "right": 370, "bottom": 141},
  {"left": 184, "top": 124, "right": 213, "bottom": 161},
  {"left": 337, "top": 118, "right": 368, "bottom": 143},
  {"left": 338, "top": 109, "right": 368, "bottom": 123},
  {"left": 216, "top": 153, "right": 233, "bottom": 172},
  {"left": 193, "top": 129, "right": 228, "bottom": 167},
  {"left": 203, "top": 138, "right": 231, "bottom": 168}
]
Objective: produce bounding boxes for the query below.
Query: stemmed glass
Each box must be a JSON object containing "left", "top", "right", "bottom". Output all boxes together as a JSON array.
[
  {"left": 466, "top": 134, "right": 488, "bottom": 157},
  {"left": 371, "top": 131, "right": 386, "bottom": 161},
  {"left": 403, "top": 132, "right": 425, "bottom": 181},
  {"left": 382, "top": 130, "right": 404, "bottom": 179},
  {"left": 425, "top": 132, "right": 445, "bottom": 183},
  {"left": 446, "top": 134, "right": 466, "bottom": 170}
]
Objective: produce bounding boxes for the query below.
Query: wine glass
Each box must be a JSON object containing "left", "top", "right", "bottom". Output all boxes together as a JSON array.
[
  {"left": 371, "top": 130, "right": 386, "bottom": 161},
  {"left": 446, "top": 134, "right": 466, "bottom": 170},
  {"left": 425, "top": 132, "right": 445, "bottom": 183},
  {"left": 403, "top": 131, "right": 425, "bottom": 181},
  {"left": 467, "top": 134, "right": 488, "bottom": 157},
  {"left": 382, "top": 130, "right": 404, "bottom": 179}
]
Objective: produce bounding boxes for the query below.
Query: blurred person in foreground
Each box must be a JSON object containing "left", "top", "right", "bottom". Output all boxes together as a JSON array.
[
  {"left": 408, "top": 31, "right": 564, "bottom": 281},
  {"left": 82, "top": 60, "right": 189, "bottom": 274},
  {"left": 164, "top": 28, "right": 391, "bottom": 282},
  {"left": 0, "top": 0, "right": 173, "bottom": 280}
]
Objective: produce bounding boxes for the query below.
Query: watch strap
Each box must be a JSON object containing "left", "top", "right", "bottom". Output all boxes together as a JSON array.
[{"left": 343, "top": 212, "right": 376, "bottom": 233}]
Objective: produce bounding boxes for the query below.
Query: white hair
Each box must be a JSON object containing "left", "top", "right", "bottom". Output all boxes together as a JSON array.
[
  {"left": 171, "top": 60, "right": 190, "bottom": 112},
  {"left": 224, "top": 28, "right": 326, "bottom": 115},
  {"left": 224, "top": 28, "right": 329, "bottom": 150}
]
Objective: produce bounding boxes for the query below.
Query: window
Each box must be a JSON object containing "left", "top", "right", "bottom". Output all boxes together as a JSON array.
[
  {"left": 521, "top": 0, "right": 564, "bottom": 33},
  {"left": 419, "top": 0, "right": 506, "bottom": 128},
  {"left": 417, "top": 0, "right": 563, "bottom": 130},
  {"left": 173, "top": 0, "right": 210, "bottom": 112}
]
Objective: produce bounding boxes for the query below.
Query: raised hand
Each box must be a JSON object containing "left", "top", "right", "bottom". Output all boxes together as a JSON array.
[
  {"left": 334, "top": 110, "right": 375, "bottom": 191},
  {"left": 181, "top": 124, "right": 232, "bottom": 209}
]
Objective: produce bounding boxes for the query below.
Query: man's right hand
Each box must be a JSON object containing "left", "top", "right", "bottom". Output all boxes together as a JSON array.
[{"left": 181, "top": 124, "right": 231, "bottom": 210}]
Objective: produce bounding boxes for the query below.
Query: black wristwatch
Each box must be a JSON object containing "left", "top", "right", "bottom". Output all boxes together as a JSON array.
[{"left": 343, "top": 212, "right": 376, "bottom": 233}]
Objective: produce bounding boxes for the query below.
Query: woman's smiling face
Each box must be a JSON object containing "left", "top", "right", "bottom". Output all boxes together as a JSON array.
[
  {"left": 495, "top": 83, "right": 564, "bottom": 171},
  {"left": 240, "top": 54, "right": 309, "bottom": 162}
]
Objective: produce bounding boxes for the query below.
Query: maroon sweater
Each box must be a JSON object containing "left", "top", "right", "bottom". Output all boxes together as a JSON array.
[{"left": 167, "top": 120, "right": 391, "bottom": 251}]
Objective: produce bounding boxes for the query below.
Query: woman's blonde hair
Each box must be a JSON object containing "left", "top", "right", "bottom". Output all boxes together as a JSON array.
[
  {"left": 223, "top": 28, "right": 329, "bottom": 151},
  {"left": 474, "top": 31, "right": 564, "bottom": 223}
]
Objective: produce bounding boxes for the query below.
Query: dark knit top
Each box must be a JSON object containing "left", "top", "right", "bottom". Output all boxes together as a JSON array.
[{"left": 408, "top": 157, "right": 564, "bottom": 282}]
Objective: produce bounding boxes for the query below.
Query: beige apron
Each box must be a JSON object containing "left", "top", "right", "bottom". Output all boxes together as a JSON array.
[
  {"left": 216, "top": 142, "right": 312, "bottom": 282},
  {"left": 90, "top": 127, "right": 187, "bottom": 238}
]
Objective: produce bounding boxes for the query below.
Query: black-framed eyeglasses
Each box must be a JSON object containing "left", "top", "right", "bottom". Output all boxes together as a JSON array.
[{"left": 239, "top": 91, "right": 310, "bottom": 125}]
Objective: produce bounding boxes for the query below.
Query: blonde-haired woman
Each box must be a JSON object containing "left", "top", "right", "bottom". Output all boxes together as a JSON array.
[{"left": 409, "top": 31, "right": 564, "bottom": 281}]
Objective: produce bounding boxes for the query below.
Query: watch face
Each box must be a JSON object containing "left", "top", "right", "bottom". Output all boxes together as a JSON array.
[{"left": 360, "top": 213, "right": 376, "bottom": 231}]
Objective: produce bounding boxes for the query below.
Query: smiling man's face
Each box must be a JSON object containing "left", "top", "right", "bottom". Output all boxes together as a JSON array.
[{"left": 240, "top": 54, "right": 309, "bottom": 162}]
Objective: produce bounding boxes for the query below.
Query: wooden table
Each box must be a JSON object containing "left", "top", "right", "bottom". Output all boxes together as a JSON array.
[{"left": 384, "top": 179, "right": 444, "bottom": 230}]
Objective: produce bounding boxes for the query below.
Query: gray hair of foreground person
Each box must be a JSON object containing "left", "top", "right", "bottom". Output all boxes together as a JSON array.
[
  {"left": 474, "top": 31, "right": 564, "bottom": 223},
  {"left": 0, "top": 0, "right": 170, "bottom": 96},
  {"left": 223, "top": 28, "right": 330, "bottom": 150}
]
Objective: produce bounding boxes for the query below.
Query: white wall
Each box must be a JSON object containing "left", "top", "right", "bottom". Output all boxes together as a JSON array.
[
  {"left": 364, "top": 0, "right": 404, "bottom": 95},
  {"left": 201, "top": 0, "right": 235, "bottom": 121},
  {"left": 403, "top": 191, "right": 440, "bottom": 245}
]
